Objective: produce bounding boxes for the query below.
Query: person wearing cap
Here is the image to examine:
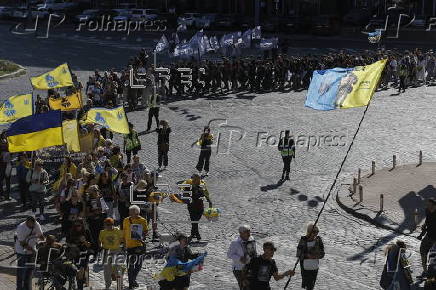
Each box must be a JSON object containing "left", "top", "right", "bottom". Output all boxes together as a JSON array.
[
  {"left": 99, "top": 217, "right": 124, "bottom": 290},
  {"left": 296, "top": 224, "right": 325, "bottom": 290},
  {"left": 278, "top": 130, "right": 295, "bottom": 181},
  {"left": 181, "top": 174, "right": 212, "bottom": 241},
  {"left": 123, "top": 205, "right": 148, "bottom": 289},
  {"left": 418, "top": 198, "right": 436, "bottom": 275},
  {"left": 26, "top": 159, "right": 49, "bottom": 221},
  {"left": 15, "top": 216, "right": 44, "bottom": 290},
  {"left": 244, "top": 241, "right": 294, "bottom": 290},
  {"left": 227, "top": 225, "right": 257, "bottom": 289},
  {"left": 195, "top": 126, "right": 213, "bottom": 176}
]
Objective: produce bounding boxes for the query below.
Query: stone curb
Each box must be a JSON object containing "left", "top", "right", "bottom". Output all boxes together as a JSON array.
[
  {"left": 335, "top": 185, "right": 415, "bottom": 236},
  {"left": 0, "top": 63, "right": 26, "bottom": 80}
]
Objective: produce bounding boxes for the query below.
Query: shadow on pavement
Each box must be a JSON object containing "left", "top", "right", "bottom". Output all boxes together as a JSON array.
[{"left": 347, "top": 185, "right": 436, "bottom": 263}]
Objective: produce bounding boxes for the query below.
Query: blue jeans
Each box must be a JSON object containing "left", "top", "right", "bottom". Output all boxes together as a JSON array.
[
  {"left": 127, "top": 249, "right": 143, "bottom": 288},
  {"left": 16, "top": 254, "right": 34, "bottom": 290}
]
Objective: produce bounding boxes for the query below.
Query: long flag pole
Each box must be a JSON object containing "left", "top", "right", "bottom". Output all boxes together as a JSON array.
[{"left": 284, "top": 100, "right": 374, "bottom": 289}]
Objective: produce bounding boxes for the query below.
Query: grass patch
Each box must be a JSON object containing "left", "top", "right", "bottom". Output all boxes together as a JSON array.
[{"left": 0, "top": 60, "right": 22, "bottom": 77}]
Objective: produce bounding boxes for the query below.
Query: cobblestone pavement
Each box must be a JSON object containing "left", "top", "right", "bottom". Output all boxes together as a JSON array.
[{"left": 1, "top": 41, "right": 436, "bottom": 289}]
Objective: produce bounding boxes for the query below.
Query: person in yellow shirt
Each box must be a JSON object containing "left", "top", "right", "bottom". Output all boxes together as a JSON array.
[
  {"left": 99, "top": 217, "right": 124, "bottom": 290},
  {"left": 123, "top": 205, "right": 148, "bottom": 289}
]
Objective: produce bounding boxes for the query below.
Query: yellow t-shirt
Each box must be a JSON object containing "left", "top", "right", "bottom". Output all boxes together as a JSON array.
[
  {"left": 123, "top": 216, "right": 148, "bottom": 248},
  {"left": 99, "top": 228, "right": 124, "bottom": 250}
]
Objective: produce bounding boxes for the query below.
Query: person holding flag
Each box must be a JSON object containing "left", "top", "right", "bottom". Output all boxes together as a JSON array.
[
  {"left": 158, "top": 233, "right": 205, "bottom": 290},
  {"left": 180, "top": 174, "right": 212, "bottom": 241}
]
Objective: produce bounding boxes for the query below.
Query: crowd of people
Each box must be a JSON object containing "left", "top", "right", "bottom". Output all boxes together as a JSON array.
[{"left": 5, "top": 45, "right": 436, "bottom": 290}]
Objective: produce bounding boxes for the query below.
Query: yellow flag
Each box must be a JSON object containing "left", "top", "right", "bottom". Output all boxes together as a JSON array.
[
  {"left": 49, "top": 92, "right": 82, "bottom": 111},
  {"left": 62, "top": 119, "right": 80, "bottom": 152},
  {"left": 85, "top": 106, "right": 129, "bottom": 134},
  {"left": 0, "top": 94, "right": 33, "bottom": 124},
  {"left": 31, "top": 63, "right": 73, "bottom": 89},
  {"left": 338, "top": 59, "right": 387, "bottom": 109}
]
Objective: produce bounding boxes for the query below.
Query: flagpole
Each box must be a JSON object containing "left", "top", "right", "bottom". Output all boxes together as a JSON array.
[{"left": 283, "top": 98, "right": 376, "bottom": 289}]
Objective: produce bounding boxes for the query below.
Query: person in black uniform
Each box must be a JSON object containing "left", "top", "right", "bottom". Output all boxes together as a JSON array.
[
  {"left": 278, "top": 130, "right": 295, "bottom": 181},
  {"left": 195, "top": 126, "right": 213, "bottom": 176}
]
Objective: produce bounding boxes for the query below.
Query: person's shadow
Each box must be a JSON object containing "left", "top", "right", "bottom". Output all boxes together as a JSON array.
[
  {"left": 260, "top": 179, "right": 285, "bottom": 192},
  {"left": 348, "top": 185, "right": 436, "bottom": 263}
]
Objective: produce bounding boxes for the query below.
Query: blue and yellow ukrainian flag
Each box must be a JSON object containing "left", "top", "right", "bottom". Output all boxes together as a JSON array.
[
  {"left": 6, "top": 110, "right": 63, "bottom": 152},
  {"left": 30, "top": 63, "right": 73, "bottom": 89},
  {"left": 85, "top": 106, "right": 129, "bottom": 134},
  {"left": 0, "top": 94, "right": 33, "bottom": 124},
  {"left": 155, "top": 254, "right": 206, "bottom": 281},
  {"left": 305, "top": 59, "right": 387, "bottom": 110}
]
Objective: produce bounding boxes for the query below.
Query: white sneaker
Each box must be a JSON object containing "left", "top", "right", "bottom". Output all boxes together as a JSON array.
[
  {"left": 39, "top": 214, "right": 45, "bottom": 221},
  {"left": 204, "top": 171, "right": 209, "bottom": 177}
]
